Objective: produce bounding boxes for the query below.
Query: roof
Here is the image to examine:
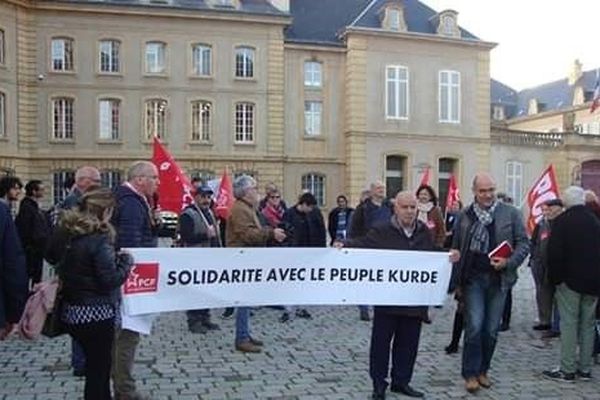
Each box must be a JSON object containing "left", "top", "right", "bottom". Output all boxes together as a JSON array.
[
  {"left": 493, "top": 69, "right": 599, "bottom": 119},
  {"left": 42, "top": 0, "right": 286, "bottom": 16},
  {"left": 351, "top": 0, "right": 478, "bottom": 40},
  {"left": 286, "top": 0, "right": 479, "bottom": 46}
]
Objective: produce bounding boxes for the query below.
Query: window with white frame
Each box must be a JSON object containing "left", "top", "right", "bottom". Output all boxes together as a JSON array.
[
  {"left": 385, "top": 155, "right": 406, "bottom": 198},
  {"left": 492, "top": 105, "right": 505, "bottom": 121},
  {"left": 439, "top": 70, "right": 460, "bottom": 123},
  {"left": 101, "top": 170, "right": 122, "bottom": 189},
  {"left": 0, "top": 29, "right": 4, "bottom": 65},
  {"left": 52, "top": 97, "right": 74, "bottom": 140},
  {"left": 99, "top": 40, "right": 120, "bottom": 73},
  {"left": 304, "top": 61, "right": 322, "bottom": 87},
  {"left": 192, "top": 44, "right": 211, "bottom": 76},
  {"left": 304, "top": 101, "right": 322, "bottom": 136},
  {"left": 388, "top": 8, "right": 401, "bottom": 31},
  {"left": 145, "top": 99, "right": 167, "bottom": 139},
  {"left": 386, "top": 66, "right": 409, "bottom": 119},
  {"left": 234, "top": 170, "right": 256, "bottom": 179},
  {"left": 301, "top": 173, "right": 325, "bottom": 206},
  {"left": 190, "top": 169, "right": 215, "bottom": 183},
  {"left": 191, "top": 101, "right": 211, "bottom": 142},
  {"left": 0, "top": 92, "right": 5, "bottom": 138},
  {"left": 53, "top": 170, "right": 75, "bottom": 204},
  {"left": 506, "top": 161, "right": 523, "bottom": 205},
  {"left": 235, "top": 102, "right": 254, "bottom": 143},
  {"left": 235, "top": 46, "right": 254, "bottom": 78},
  {"left": 51, "top": 38, "right": 74, "bottom": 71},
  {"left": 145, "top": 42, "right": 166, "bottom": 74},
  {"left": 99, "top": 99, "right": 120, "bottom": 140}
]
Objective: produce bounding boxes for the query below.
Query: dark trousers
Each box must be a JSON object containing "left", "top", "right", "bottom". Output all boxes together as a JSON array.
[
  {"left": 186, "top": 308, "right": 211, "bottom": 327},
  {"left": 449, "top": 309, "right": 464, "bottom": 347},
  {"left": 72, "top": 338, "right": 86, "bottom": 371},
  {"left": 370, "top": 311, "right": 422, "bottom": 392},
  {"left": 501, "top": 289, "right": 512, "bottom": 328},
  {"left": 26, "top": 253, "right": 44, "bottom": 286},
  {"left": 67, "top": 319, "right": 115, "bottom": 400}
]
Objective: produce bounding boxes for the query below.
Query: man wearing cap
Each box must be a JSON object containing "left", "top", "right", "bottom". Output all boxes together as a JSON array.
[
  {"left": 178, "top": 184, "right": 221, "bottom": 333},
  {"left": 529, "top": 198, "right": 563, "bottom": 334}
]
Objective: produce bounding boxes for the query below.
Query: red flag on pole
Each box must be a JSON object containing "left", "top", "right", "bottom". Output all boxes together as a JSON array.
[
  {"left": 590, "top": 69, "right": 600, "bottom": 113},
  {"left": 445, "top": 174, "right": 460, "bottom": 209},
  {"left": 526, "top": 165, "right": 560, "bottom": 234},
  {"left": 151, "top": 137, "right": 194, "bottom": 213},
  {"left": 420, "top": 166, "right": 431, "bottom": 186},
  {"left": 214, "top": 169, "right": 234, "bottom": 220}
]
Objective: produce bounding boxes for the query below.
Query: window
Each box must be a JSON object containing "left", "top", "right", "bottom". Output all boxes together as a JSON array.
[
  {"left": 235, "top": 102, "right": 254, "bottom": 143},
  {"left": 235, "top": 46, "right": 254, "bottom": 78},
  {"left": 234, "top": 170, "right": 256, "bottom": 179},
  {"left": 53, "top": 170, "right": 75, "bottom": 204},
  {"left": 99, "top": 40, "right": 120, "bottom": 73},
  {"left": 492, "top": 105, "right": 504, "bottom": 121},
  {"left": 145, "top": 99, "right": 167, "bottom": 139},
  {"left": 439, "top": 70, "right": 460, "bottom": 123},
  {"left": 386, "top": 66, "right": 409, "bottom": 119},
  {"left": 0, "top": 29, "right": 4, "bottom": 65},
  {"left": 506, "top": 161, "right": 523, "bottom": 205},
  {"left": 388, "top": 8, "right": 401, "bottom": 31},
  {"left": 192, "top": 44, "right": 211, "bottom": 76},
  {"left": 438, "top": 158, "right": 457, "bottom": 210},
  {"left": 99, "top": 99, "right": 120, "bottom": 140},
  {"left": 304, "top": 61, "right": 322, "bottom": 87},
  {"left": 51, "top": 38, "right": 74, "bottom": 71},
  {"left": 385, "top": 155, "right": 406, "bottom": 198},
  {"left": 302, "top": 173, "right": 325, "bottom": 206},
  {"left": 190, "top": 170, "right": 215, "bottom": 183},
  {"left": 304, "top": 101, "right": 322, "bottom": 136},
  {"left": 191, "top": 101, "right": 211, "bottom": 142},
  {"left": 145, "top": 42, "right": 166, "bottom": 74},
  {"left": 52, "top": 97, "right": 74, "bottom": 140},
  {"left": 0, "top": 92, "right": 5, "bottom": 138},
  {"left": 441, "top": 15, "right": 456, "bottom": 36},
  {"left": 101, "top": 170, "right": 121, "bottom": 189}
]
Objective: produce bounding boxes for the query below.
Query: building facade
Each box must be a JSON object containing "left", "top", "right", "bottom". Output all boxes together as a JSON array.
[{"left": 4, "top": 0, "right": 589, "bottom": 212}]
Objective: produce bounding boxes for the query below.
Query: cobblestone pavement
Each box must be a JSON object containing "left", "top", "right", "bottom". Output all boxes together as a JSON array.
[{"left": 1, "top": 268, "right": 599, "bottom": 400}]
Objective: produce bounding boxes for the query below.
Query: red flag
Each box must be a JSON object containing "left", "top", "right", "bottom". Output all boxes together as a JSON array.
[
  {"left": 214, "top": 169, "right": 234, "bottom": 220},
  {"left": 420, "top": 166, "right": 431, "bottom": 186},
  {"left": 526, "top": 165, "right": 560, "bottom": 234},
  {"left": 445, "top": 174, "right": 460, "bottom": 209},
  {"left": 151, "top": 137, "right": 194, "bottom": 213}
]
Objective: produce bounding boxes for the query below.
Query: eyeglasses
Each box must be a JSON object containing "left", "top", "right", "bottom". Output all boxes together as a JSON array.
[{"left": 269, "top": 195, "right": 281, "bottom": 199}]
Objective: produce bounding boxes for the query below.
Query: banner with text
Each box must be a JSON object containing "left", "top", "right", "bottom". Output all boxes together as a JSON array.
[{"left": 122, "top": 248, "right": 451, "bottom": 316}]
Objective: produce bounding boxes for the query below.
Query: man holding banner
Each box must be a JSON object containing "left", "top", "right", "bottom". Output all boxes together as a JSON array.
[
  {"left": 343, "top": 190, "right": 456, "bottom": 400},
  {"left": 450, "top": 173, "right": 529, "bottom": 394}
]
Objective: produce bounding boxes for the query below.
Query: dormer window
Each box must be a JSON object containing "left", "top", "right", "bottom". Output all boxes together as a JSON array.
[
  {"left": 492, "top": 105, "right": 505, "bottom": 121},
  {"left": 211, "top": 0, "right": 239, "bottom": 8},
  {"left": 381, "top": 4, "right": 406, "bottom": 32},
  {"left": 435, "top": 10, "right": 460, "bottom": 38}
]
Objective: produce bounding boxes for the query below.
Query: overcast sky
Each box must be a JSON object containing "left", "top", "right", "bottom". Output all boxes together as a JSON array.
[{"left": 422, "top": 0, "right": 599, "bottom": 91}]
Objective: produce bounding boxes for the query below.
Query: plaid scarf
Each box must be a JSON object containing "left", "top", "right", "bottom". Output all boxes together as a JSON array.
[{"left": 468, "top": 200, "right": 499, "bottom": 254}]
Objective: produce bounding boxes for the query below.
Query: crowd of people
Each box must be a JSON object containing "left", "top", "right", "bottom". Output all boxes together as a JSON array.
[{"left": 1, "top": 167, "right": 600, "bottom": 400}]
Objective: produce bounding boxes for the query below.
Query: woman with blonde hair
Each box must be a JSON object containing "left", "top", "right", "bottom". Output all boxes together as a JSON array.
[{"left": 46, "top": 187, "right": 132, "bottom": 400}]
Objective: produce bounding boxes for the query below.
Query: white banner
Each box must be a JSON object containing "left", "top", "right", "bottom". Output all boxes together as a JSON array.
[{"left": 121, "top": 248, "right": 451, "bottom": 317}]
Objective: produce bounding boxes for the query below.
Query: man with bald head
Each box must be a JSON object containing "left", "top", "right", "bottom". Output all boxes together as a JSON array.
[
  {"left": 450, "top": 173, "right": 528, "bottom": 393},
  {"left": 111, "top": 161, "right": 159, "bottom": 400},
  {"left": 343, "top": 190, "right": 454, "bottom": 399}
]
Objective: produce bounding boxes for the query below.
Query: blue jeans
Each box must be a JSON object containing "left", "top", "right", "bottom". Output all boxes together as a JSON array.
[
  {"left": 71, "top": 338, "right": 86, "bottom": 371},
  {"left": 235, "top": 307, "right": 250, "bottom": 344},
  {"left": 461, "top": 272, "right": 508, "bottom": 379}
]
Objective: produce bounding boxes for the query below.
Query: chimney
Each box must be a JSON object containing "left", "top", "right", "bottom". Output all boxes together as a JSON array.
[
  {"left": 568, "top": 59, "right": 583, "bottom": 86},
  {"left": 269, "top": 0, "right": 289, "bottom": 13}
]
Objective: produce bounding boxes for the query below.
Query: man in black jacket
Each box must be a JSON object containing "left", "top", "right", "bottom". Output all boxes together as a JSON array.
[
  {"left": 15, "top": 180, "right": 51, "bottom": 286},
  {"left": 543, "top": 186, "right": 600, "bottom": 382},
  {"left": 328, "top": 195, "right": 354, "bottom": 246},
  {"left": 343, "top": 190, "right": 456, "bottom": 399}
]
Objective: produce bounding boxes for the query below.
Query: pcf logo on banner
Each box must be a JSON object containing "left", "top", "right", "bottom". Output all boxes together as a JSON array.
[{"left": 125, "top": 263, "right": 159, "bottom": 294}]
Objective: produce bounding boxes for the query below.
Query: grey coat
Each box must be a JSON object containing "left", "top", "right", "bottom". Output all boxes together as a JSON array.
[{"left": 451, "top": 202, "right": 529, "bottom": 290}]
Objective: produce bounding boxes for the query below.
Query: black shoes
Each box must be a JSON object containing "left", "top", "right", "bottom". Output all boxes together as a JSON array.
[
  {"left": 280, "top": 312, "right": 290, "bottom": 323},
  {"left": 221, "top": 308, "right": 235, "bottom": 319},
  {"left": 533, "top": 323, "right": 551, "bottom": 331},
  {"left": 371, "top": 390, "right": 385, "bottom": 400},
  {"left": 444, "top": 343, "right": 459, "bottom": 354},
  {"left": 295, "top": 309, "right": 312, "bottom": 319},
  {"left": 73, "top": 368, "right": 85, "bottom": 377},
  {"left": 390, "top": 384, "right": 424, "bottom": 398}
]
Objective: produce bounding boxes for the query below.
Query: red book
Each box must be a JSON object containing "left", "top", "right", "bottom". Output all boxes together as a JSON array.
[{"left": 488, "top": 240, "right": 513, "bottom": 259}]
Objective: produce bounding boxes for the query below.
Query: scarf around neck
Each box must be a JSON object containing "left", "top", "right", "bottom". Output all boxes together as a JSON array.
[
  {"left": 417, "top": 202, "right": 434, "bottom": 224},
  {"left": 469, "top": 200, "right": 499, "bottom": 254}
]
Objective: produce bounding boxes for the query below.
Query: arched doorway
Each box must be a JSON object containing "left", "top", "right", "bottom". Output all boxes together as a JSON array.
[{"left": 581, "top": 160, "right": 600, "bottom": 196}]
